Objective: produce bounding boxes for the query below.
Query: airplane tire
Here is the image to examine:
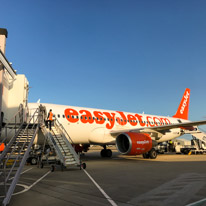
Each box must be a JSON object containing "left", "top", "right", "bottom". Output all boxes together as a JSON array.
[
  {"left": 106, "top": 149, "right": 112, "bottom": 158},
  {"left": 149, "top": 149, "right": 157, "bottom": 159},
  {"left": 101, "top": 149, "right": 106, "bottom": 157},
  {"left": 143, "top": 153, "right": 150, "bottom": 159},
  {"left": 101, "top": 149, "right": 112, "bottom": 158}
]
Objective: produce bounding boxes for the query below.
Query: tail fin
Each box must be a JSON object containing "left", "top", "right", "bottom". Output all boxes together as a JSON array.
[{"left": 173, "top": 88, "right": 190, "bottom": 120}]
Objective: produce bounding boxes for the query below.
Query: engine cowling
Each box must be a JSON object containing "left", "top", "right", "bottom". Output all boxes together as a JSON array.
[{"left": 116, "top": 132, "right": 153, "bottom": 155}]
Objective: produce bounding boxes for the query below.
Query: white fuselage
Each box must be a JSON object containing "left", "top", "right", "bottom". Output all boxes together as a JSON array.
[{"left": 29, "top": 103, "right": 189, "bottom": 145}]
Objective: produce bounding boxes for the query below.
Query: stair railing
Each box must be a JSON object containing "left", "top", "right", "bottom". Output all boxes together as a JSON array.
[
  {"left": 41, "top": 126, "right": 65, "bottom": 165},
  {"left": 2, "top": 107, "right": 40, "bottom": 206},
  {"left": 53, "top": 118, "right": 80, "bottom": 165},
  {"left": 0, "top": 107, "right": 39, "bottom": 163},
  {"left": 53, "top": 117, "right": 74, "bottom": 144},
  {"left": 0, "top": 104, "right": 24, "bottom": 148}
]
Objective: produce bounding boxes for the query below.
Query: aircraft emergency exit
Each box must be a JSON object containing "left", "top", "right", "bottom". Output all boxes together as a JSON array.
[{"left": 29, "top": 88, "right": 206, "bottom": 159}]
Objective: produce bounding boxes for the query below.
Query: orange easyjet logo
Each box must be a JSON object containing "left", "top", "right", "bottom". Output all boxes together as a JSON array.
[
  {"left": 64, "top": 108, "right": 171, "bottom": 129},
  {"left": 180, "top": 91, "right": 189, "bottom": 114}
]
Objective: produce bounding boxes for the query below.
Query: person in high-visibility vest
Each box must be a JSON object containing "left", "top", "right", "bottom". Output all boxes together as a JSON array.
[
  {"left": 47, "top": 109, "right": 53, "bottom": 130},
  {"left": 169, "top": 140, "right": 174, "bottom": 152},
  {"left": 0, "top": 142, "right": 5, "bottom": 152}
]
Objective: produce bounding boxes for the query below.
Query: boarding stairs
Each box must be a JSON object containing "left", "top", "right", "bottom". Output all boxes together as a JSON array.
[
  {"left": 189, "top": 137, "right": 206, "bottom": 154},
  {"left": 0, "top": 107, "right": 40, "bottom": 206},
  {"left": 41, "top": 117, "right": 81, "bottom": 170}
]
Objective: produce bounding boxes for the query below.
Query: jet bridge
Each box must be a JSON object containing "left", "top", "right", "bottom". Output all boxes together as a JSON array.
[{"left": 0, "top": 28, "right": 29, "bottom": 133}]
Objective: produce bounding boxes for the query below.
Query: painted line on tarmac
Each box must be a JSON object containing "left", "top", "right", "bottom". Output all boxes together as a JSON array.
[
  {"left": 186, "top": 198, "right": 206, "bottom": 206},
  {"left": 9, "top": 167, "right": 33, "bottom": 181},
  {"left": 0, "top": 167, "right": 33, "bottom": 185},
  {"left": 13, "top": 170, "right": 51, "bottom": 196},
  {"left": 83, "top": 169, "right": 117, "bottom": 206},
  {"left": 27, "top": 171, "right": 51, "bottom": 190},
  {"left": 0, "top": 170, "right": 51, "bottom": 198}
]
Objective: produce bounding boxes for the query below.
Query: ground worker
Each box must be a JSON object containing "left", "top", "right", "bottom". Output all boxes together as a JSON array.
[
  {"left": 47, "top": 109, "right": 53, "bottom": 130},
  {"left": 0, "top": 142, "right": 5, "bottom": 152},
  {"left": 169, "top": 140, "right": 174, "bottom": 152}
]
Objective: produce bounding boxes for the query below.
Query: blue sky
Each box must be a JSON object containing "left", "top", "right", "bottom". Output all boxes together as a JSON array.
[{"left": 1, "top": 0, "right": 206, "bottom": 127}]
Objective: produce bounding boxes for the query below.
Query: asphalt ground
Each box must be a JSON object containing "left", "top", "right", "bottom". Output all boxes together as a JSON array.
[{"left": 1, "top": 148, "right": 206, "bottom": 206}]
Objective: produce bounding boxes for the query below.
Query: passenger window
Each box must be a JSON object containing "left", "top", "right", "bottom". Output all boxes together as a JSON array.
[
  {"left": 67, "top": 115, "right": 69, "bottom": 118},
  {"left": 63, "top": 115, "right": 65, "bottom": 118},
  {"left": 58, "top": 114, "right": 60, "bottom": 118}
]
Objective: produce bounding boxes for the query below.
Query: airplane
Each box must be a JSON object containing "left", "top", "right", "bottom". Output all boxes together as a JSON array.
[{"left": 28, "top": 88, "right": 206, "bottom": 159}]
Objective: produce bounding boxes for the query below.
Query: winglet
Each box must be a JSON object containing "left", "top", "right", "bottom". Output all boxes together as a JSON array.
[
  {"left": 173, "top": 88, "right": 190, "bottom": 120},
  {"left": 37, "top": 99, "right": 40, "bottom": 103}
]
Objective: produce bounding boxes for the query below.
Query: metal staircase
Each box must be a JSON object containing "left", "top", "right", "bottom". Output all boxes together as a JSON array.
[
  {"left": 0, "top": 105, "right": 83, "bottom": 205},
  {"left": 41, "top": 117, "right": 82, "bottom": 170},
  {"left": 0, "top": 107, "right": 40, "bottom": 206}
]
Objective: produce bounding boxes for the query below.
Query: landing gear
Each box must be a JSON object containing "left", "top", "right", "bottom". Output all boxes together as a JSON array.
[
  {"left": 149, "top": 148, "right": 157, "bottom": 159},
  {"left": 100, "top": 146, "right": 112, "bottom": 158},
  {"left": 142, "top": 153, "right": 150, "bottom": 159},
  {"left": 142, "top": 148, "right": 157, "bottom": 159}
]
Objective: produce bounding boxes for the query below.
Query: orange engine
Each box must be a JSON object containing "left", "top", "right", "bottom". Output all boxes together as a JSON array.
[{"left": 116, "top": 132, "right": 153, "bottom": 155}]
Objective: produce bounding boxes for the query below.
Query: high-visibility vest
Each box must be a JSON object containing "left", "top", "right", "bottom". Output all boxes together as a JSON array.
[
  {"left": 0, "top": 143, "right": 5, "bottom": 152},
  {"left": 48, "top": 112, "right": 53, "bottom": 121}
]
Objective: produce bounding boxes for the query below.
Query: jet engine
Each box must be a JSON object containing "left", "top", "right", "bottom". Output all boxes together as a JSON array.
[{"left": 116, "top": 132, "right": 154, "bottom": 155}]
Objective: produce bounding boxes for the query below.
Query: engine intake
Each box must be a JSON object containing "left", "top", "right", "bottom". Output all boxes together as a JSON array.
[{"left": 116, "top": 132, "right": 153, "bottom": 155}]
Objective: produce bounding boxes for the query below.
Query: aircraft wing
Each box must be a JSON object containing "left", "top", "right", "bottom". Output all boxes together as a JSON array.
[{"left": 110, "top": 120, "right": 206, "bottom": 136}]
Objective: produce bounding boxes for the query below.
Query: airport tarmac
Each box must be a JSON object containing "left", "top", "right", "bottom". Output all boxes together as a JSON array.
[{"left": 1, "top": 148, "right": 206, "bottom": 206}]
